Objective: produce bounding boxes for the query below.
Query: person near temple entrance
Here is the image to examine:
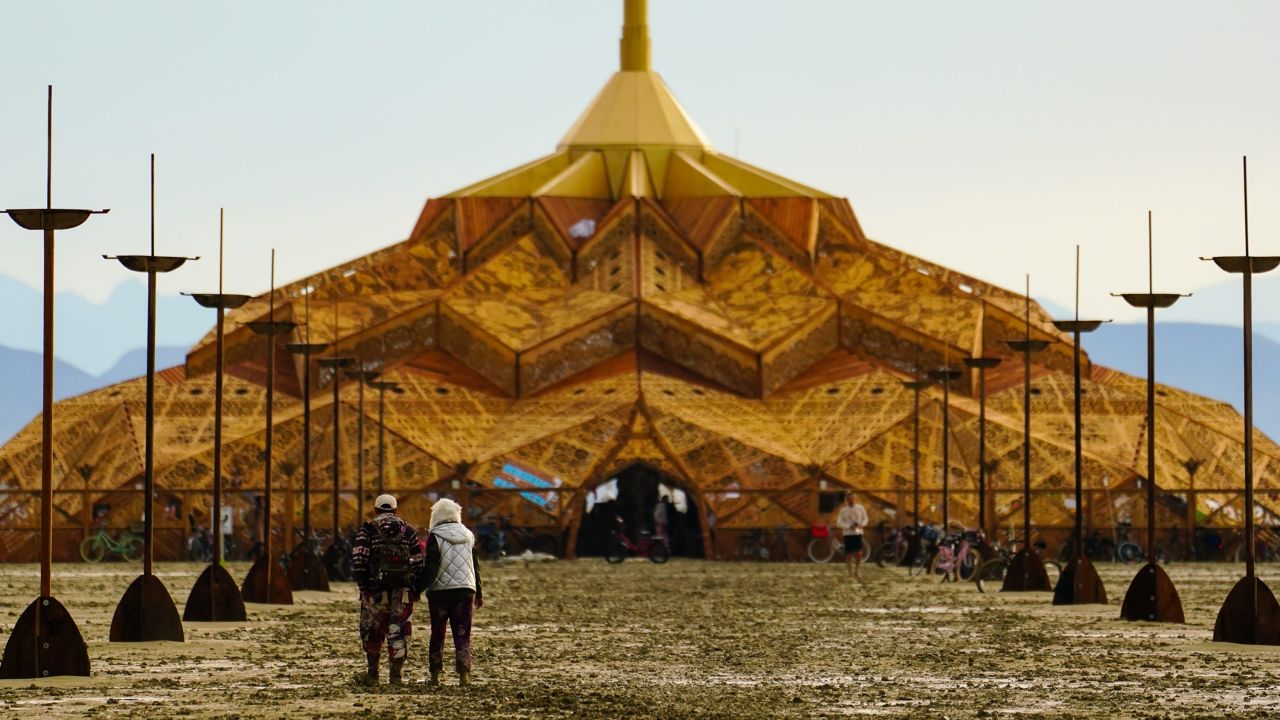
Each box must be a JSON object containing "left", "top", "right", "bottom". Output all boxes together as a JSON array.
[
  {"left": 351, "top": 494, "right": 424, "bottom": 686},
  {"left": 835, "top": 493, "right": 869, "bottom": 581},
  {"left": 418, "top": 498, "right": 484, "bottom": 686},
  {"left": 654, "top": 494, "right": 670, "bottom": 539}
]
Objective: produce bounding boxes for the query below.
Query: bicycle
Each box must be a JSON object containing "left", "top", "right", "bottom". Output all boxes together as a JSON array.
[
  {"left": 873, "top": 524, "right": 925, "bottom": 568},
  {"left": 1112, "top": 520, "right": 1143, "bottom": 564},
  {"left": 605, "top": 517, "right": 670, "bottom": 564},
  {"left": 906, "top": 523, "right": 944, "bottom": 577},
  {"left": 738, "top": 528, "right": 782, "bottom": 561},
  {"left": 974, "top": 539, "right": 1062, "bottom": 592},
  {"left": 80, "top": 521, "right": 143, "bottom": 563},
  {"left": 496, "top": 515, "right": 560, "bottom": 557},
  {"left": 805, "top": 526, "right": 875, "bottom": 565},
  {"left": 322, "top": 529, "right": 354, "bottom": 581},
  {"left": 186, "top": 526, "right": 214, "bottom": 563},
  {"left": 925, "top": 530, "right": 981, "bottom": 583}
]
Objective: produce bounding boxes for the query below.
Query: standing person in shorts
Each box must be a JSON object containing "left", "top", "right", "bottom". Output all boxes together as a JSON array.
[{"left": 835, "top": 493, "right": 869, "bottom": 581}]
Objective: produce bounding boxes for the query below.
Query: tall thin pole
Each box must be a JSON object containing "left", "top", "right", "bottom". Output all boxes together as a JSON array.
[
  {"left": 1145, "top": 213, "right": 1157, "bottom": 562},
  {"left": 940, "top": 374, "right": 950, "bottom": 528},
  {"left": 212, "top": 210, "right": 225, "bottom": 564},
  {"left": 1242, "top": 158, "right": 1257, "bottom": 582},
  {"left": 1022, "top": 275, "right": 1033, "bottom": 548},
  {"left": 302, "top": 293, "right": 312, "bottom": 541},
  {"left": 977, "top": 369, "right": 988, "bottom": 535},
  {"left": 142, "top": 154, "right": 157, "bottom": 578},
  {"left": 264, "top": 252, "right": 277, "bottom": 585},
  {"left": 377, "top": 385, "right": 387, "bottom": 495},
  {"left": 39, "top": 86, "right": 54, "bottom": 599},
  {"left": 356, "top": 372, "right": 366, "bottom": 521},
  {"left": 1072, "top": 249, "right": 1084, "bottom": 561}
]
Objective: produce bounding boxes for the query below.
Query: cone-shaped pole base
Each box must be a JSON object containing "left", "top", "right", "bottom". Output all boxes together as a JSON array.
[
  {"left": 183, "top": 564, "right": 247, "bottom": 622},
  {"left": 1001, "top": 547, "right": 1052, "bottom": 592},
  {"left": 0, "top": 597, "right": 90, "bottom": 679},
  {"left": 109, "top": 575, "right": 185, "bottom": 642},
  {"left": 1053, "top": 557, "right": 1108, "bottom": 605},
  {"left": 1213, "top": 576, "right": 1280, "bottom": 644},
  {"left": 322, "top": 544, "right": 351, "bottom": 582},
  {"left": 241, "top": 555, "right": 294, "bottom": 605},
  {"left": 287, "top": 549, "right": 330, "bottom": 592},
  {"left": 898, "top": 533, "right": 922, "bottom": 568},
  {"left": 1120, "top": 561, "right": 1184, "bottom": 623}
]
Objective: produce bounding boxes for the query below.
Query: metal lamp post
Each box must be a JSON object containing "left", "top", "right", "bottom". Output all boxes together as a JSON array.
[
  {"left": 899, "top": 379, "right": 930, "bottom": 568},
  {"left": 345, "top": 370, "right": 380, "bottom": 522},
  {"left": 286, "top": 314, "right": 330, "bottom": 591},
  {"left": 1115, "top": 212, "right": 1187, "bottom": 623},
  {"left": 369, "top": 380, "right": 404, "bottom": 495},
  {"left": 106, "top": 154, "right": 196, "bottom": 643},
  {"left": 182, "top": 209, "right": 250, "bottom": 621},
  {"left": 0, "top": 86, "right": 107, "bottom": 679},
  {"left": 241, "top": 251, "right": 296, "bottom": 605},
  {"left": 1052, "top": 246, "right": 1109, "bottom": 606},
  {"left": 1211, "top": 157, "right": 1280, "bottom": 644},
  {"left": 927, "top": 367, "right": 963, "bottom": 531},
  {"left": 962, "top": 355, "right": 1001, "bottom": 553},
  {"left": 317, "top": 355, "right": 354, "bottom": 581},
  {"left": 1001, "top": 276, "right": 1053, "bottom": 593}
]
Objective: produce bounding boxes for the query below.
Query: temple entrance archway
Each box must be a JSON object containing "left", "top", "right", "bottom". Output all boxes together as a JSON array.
[{"left": 574, "top": 464, "right": 704, "bottom": 559}]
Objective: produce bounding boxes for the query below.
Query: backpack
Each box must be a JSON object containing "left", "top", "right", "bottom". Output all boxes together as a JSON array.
[{"left": 368, "top": 520, "right": 414, "bottom": 589}]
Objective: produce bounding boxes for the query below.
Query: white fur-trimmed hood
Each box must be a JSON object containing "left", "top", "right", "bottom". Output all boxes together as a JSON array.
[{"left": 430, "top": 498, "right": 463, "bottom": 528}]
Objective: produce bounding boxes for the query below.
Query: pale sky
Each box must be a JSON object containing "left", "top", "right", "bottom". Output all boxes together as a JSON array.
[{"left": 2, "top": 0, "right": 1278, "bottom": 323}]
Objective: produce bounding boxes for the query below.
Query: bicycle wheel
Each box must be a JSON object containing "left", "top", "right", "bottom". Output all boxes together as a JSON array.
[
  {"left": 605, "top": 540, "right": 627, "bottom": 564},
  {"left": 1117, "top": 542, "right": 1142, "bottom": 564},
  {"left": 957, "top": 547, "right": 982, "bottom": 582},
  {"left": 80, "top": 536, "right": 105, "bottom": 563},
  {"left": 808, "top": 537, "right": 835, "bottom": 564},
  {"left": 908, "top": 550, "right": 931, "bottom": 577},
  {"left": 734, "top": 537, "right": 756, "bottom": 562},
  {"left": 873, "top": 543, "right": 893, "bottom": 568},
  {"left": 1043, "top": 560, "right": 1061, "bottom": 586},
  {"left": 121, "top": 538, "right": 143, "bottom": 563},
  {"left": 647, "top": 541, "right": 671, "bottom": 564},
  {"left": 975, "top": 559, "right": 1004, "bottom": 593},
  {"left": 530, "top": 534, "right": 560, "bottom": 558},
  {"left": 928, "top": 551, "right": 950, "bottom": 583}
]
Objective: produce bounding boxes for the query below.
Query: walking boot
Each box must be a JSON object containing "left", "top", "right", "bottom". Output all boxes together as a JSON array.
[
  {"left": 429, "top": 670, "right": 440, "bottom": 687},
  {"left": 388, "top": 659, "right": 404, "bottom": 686},
  {"left": 459, "top": 670, "right": 471, "bottom": 687},
  {"left": 353, "top": 655, "right": 379, "bottom": 687}
]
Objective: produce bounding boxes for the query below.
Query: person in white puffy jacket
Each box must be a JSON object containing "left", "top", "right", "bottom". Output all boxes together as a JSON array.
[{"left": 416, "top": 498, "right": 484, "bottom": 686}]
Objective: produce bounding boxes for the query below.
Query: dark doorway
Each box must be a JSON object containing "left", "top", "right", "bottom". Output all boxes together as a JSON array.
[{"left": 575, "top": 464, "right": 703, "bottom": 558}]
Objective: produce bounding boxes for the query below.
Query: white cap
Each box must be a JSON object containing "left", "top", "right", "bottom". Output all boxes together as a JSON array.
[{"left": 374, "top": 494, "right": 397, "bottom": 512}]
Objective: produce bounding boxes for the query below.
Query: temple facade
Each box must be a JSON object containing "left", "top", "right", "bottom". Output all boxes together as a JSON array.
[{"left": 1, "top": 0, "right": 1276, "bottom": 561}]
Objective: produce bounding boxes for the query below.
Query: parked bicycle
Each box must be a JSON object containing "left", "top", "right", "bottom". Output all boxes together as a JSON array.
[
  {"left": 806, "top": 525, "right": 875, "bottom": 565},
  {"left": 605, "top": 516, "right": 670, "bottom": 564},
  {"left": 80, "top": 521, "right": 143, "bottom": 563},
  {"left": 186, "top": 525, "right": 214, "bottom": 563},
  {"left": 738, "top": 528, "right": 782, "bottom": 561},
  {"left": 975, "top": 538, "right": 1062, "bottom": 592},
  {"left": 322, "top": 529, "right": 354, "bottom": 581},
  {"left": 872, "top": 523, "right": 925, "bottom": 569},
  {"left": 475, "top": 515, "right": 560, "bottom": 559},
  {"left": 925, "top": 529, "right": 982, "bottom": 583}
]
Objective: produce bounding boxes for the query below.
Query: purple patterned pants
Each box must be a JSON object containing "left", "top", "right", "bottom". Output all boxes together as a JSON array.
[
  {"left": 360, "top": 590, "right": 414, "bottom": 661},
  {"left": 428, "top": 594, "right": 474, "bottom": 673}
]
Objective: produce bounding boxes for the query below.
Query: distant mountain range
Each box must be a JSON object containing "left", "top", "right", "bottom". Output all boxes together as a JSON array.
[
  {"left": 0, "top": 344, "right": 187, "bottom": 443},
  {"left": 0, "top": 272, "right": 211, "bottom": 377}
]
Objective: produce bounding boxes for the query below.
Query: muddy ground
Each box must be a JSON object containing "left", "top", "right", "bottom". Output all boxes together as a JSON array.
[{"left": 1, "top": 559, "right": 1279, "bottom": 718}]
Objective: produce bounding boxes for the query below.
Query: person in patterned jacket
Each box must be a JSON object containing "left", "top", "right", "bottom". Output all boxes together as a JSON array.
[
  {"left": 350, "top": 494, "right": 423, "bottom": 686},
  {"left": 416, "top": 497, "right": 483, "bottom": 686}
]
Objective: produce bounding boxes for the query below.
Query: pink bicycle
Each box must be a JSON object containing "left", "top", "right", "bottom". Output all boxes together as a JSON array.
[{"left": 926, "top": 530, "right": 982, "bottom": 583}]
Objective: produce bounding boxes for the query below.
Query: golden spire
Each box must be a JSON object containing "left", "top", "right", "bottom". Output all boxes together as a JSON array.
[{"left": 620, "top": 0, "right": 651, "bottom": 71}]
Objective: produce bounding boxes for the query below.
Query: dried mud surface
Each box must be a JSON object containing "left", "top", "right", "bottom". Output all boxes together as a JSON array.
[{"left": 1, "top": 560, "right": 1279, "bottom": 718}]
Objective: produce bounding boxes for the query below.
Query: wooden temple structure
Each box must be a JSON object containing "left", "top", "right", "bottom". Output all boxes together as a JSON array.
[{"left": 2, "top": 0, "right": 1278, "bottom": 561}]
